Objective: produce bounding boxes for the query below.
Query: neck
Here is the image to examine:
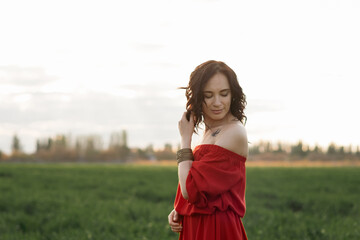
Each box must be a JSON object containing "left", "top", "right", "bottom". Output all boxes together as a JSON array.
[{"left": 204, "top": 113, "right": 234, "bottom": 131}]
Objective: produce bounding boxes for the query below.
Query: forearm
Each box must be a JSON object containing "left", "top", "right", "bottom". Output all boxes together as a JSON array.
[
  {"left": 178, "top": 160, "right": 192, "bottom": 200},
  {"left": 178, "top": 139, "right": 192, "bottom": 200}
]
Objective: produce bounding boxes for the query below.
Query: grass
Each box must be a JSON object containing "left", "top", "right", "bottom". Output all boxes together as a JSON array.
[
  {"left": 0, "top": 163, "right": 359, "bottom": 239},
  {"left": 244, "top": 167, "right": 360, "bottom": 240}
]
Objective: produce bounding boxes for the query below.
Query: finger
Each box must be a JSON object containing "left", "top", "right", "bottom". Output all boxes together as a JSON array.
[
  {"left": 181, "top": 111, "right": 188, "bottom": 121},
  {"left": 173, "top": 211, "right": 178, "bottom": 221},
  {"left": 168, "top": 212, "right": 172, "bottom": 223},
  {"left": 178, "top": 113, "right": 186, "bottom": 125},
  {"left": 168, "top": 210, "right": 175, "bottom": 224},
  {"left": 171, "top": 224, "right": 182, "bottom": 229},
  {"left": 169, "top": 221, "right": 181, "bottom": 227},
  {"left": 171, "top": 225, "right": 183, "bottom": 232},
  {"left": 169, "top": 220, "right": 180, "bottom": 226},
  {"left": 169, "top": 213, "right": 180, "bottom": 226},
  {"left": 189, "top": 112, "right": 195, "bottom": 123}
]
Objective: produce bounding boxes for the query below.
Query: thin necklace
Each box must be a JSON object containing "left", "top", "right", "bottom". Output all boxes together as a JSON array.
[
  {"left": 205, "top": 115, "right": 236, "bottom": 137},
  {"left": 211, "top": 129, "right": 221, "bottom": 137},
  {"left": 205, "top": 123, "right": 222, "bottom": 137}
]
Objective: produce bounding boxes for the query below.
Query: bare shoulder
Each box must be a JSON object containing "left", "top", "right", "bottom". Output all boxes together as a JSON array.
[
  {"left": 228, "top": 122, "right": 247, "bottom": 140},
  {"left": 217, "top": 122, "right": 248, "bottom": 158}
]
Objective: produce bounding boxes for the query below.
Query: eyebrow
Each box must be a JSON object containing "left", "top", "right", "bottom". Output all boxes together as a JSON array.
[{"left": 203, "top": 89, "right": 230, "bottom": 93}]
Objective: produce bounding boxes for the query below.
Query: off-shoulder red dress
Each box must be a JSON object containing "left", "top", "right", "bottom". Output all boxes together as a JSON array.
[{"left": 174, "top": 144, "right": 248, "bottom": 240}]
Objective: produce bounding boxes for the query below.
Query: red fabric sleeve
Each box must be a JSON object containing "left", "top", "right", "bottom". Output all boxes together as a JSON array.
[{"left": 186, "top": 145, "right": 245, "bottom": 208}]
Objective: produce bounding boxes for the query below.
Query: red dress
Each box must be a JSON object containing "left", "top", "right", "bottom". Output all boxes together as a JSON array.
[{"left": 174, "top": 144, "right": 248, "bottom": 240}]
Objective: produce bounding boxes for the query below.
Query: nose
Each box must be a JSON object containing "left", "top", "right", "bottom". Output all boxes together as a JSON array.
[{"left": 213, "top": 95, "right": 221, "bottom": 107}]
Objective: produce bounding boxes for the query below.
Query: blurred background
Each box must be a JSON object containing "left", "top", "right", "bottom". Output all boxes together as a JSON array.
[
  {"left": 1, "top": 0, "right": 359, "bottom": 160},
  {"left": 1, "top": 1, "right": 360, "bottom": 240}
]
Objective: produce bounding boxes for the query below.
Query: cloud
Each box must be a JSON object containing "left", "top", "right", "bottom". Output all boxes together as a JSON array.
[
  {"left": 0, "top": 89, "right": 183, "bottom": 123},
  {"left": 131, "top": 42, "right": 165, "bottom": 52},
  {"left": 246, "top": 99, "right": 284, "bottom": 114},
  {"left": 0, "top": 65, "right": 56, "bottom": 87},
  {"left": 0, "top": 80, "right": 290, "bottom": 153},
  {"left": 0, "top": 85, "right": 186, "bottom": 153}
]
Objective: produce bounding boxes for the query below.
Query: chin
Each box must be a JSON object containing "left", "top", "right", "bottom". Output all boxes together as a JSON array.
[
  {"left": 208, "top": 113, "right": 227, "bottom": 121},
  {"left": 203, "top": 109, "right": 231, "bottom": 122}
]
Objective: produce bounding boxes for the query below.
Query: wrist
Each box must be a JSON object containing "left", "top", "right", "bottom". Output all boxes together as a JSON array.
[
  {"left": 177, "top": 148, "right": 194, "bottom": 165},
  {"left": 180, "top": 139, "right": 191, "bottom": 149}
]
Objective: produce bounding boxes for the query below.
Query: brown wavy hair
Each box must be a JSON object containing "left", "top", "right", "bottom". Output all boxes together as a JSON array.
[{"left": 180, "top": 60, "right": 247, "bottom": 132}]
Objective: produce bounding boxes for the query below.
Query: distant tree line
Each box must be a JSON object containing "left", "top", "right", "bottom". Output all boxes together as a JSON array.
[
  {"left": 1, "top": 134, "right": 359, "bottom": 162},
  {"left": 249, "top": 140, "right": 360, "bottom": 161},
  {"left": 0, "top": 131, "right": 177, "bottom": 162}
]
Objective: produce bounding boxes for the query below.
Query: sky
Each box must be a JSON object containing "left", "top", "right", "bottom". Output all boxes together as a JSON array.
[{"left": 0, "top": 0, "right": 359, "bottom": 154}]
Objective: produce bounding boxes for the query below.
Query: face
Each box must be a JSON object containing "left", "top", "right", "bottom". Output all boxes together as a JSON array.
[{"left": 202, "top": 72, "right": 232, "bottom": 123}]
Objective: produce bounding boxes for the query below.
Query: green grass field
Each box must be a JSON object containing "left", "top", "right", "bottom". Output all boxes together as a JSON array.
[{"left": 0, "top": 163, "right": 359, "bottom": 240}]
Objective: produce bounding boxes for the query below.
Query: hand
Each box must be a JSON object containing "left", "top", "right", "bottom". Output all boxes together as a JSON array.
[
  {"left": 168, "top": 209, "right": 183, "bottom": 233},
  {"left": 178, "top": 112, "right": 195, "bottom": 148}
]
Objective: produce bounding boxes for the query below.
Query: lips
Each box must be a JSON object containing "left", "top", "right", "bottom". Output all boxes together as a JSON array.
[{"left": 211, "top": 109, "right": 223, "bottom": 114}]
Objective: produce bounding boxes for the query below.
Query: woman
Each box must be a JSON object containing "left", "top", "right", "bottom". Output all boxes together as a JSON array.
[{"left": 168, "top": 60, "right": 248, "bottom": 240}]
